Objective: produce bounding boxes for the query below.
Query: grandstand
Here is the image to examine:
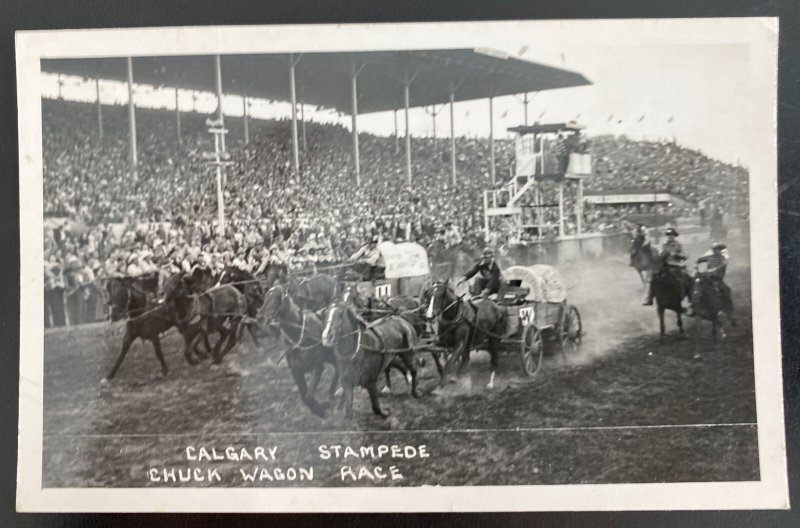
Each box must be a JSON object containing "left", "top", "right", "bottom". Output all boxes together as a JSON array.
[{"left": 42, "top": 97, "right": 749, "bottom": 326}]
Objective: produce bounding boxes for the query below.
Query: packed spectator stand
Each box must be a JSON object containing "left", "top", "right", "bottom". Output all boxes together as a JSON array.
[{"left": 42, "top": 98, "right": 749, "bottom": 326}]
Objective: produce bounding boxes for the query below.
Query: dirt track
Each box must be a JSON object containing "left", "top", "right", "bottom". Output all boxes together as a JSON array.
[{"left": 42, "top": 237, "right": 758, "bottom": 487}]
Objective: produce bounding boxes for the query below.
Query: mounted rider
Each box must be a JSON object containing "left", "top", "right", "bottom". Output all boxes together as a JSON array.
[
  {"left": 460, "top": 248, "right": 506, "bottom": 299},
  {"left": 629, "top": 223, "right": 651, "bottom": 266},
  {"left": 349, "top": 235, "right": 385, "bottom": 281},
  {"left": 696, "top": 241, "right": 732, "bottom": 307},
  {"left": 643, "top": 227, "right": 693, "bottom": 311}
]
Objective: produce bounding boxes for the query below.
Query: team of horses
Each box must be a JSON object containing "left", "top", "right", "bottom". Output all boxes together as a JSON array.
[{"left": 102, "top": 262, "right": 505, "bottom": 420}]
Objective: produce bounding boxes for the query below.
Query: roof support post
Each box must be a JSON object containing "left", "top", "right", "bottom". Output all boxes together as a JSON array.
[
  {"left": 214, "top": 55, "right": 225, "bottom": 153},
  {"left": 404, "top": 75, "right": 412, "bottom": 187},
  {"left": 300, "top": 101, "right": 307, "bottom": 152},
  {"left": 242, "top": 95, "right": 250, "bottom": 145},
  {"left": 175, "top": 86, "right": 182, "bottom": 146},
  {"left": 351, "top": 62, "right": 366, "bottom": 187},
  {"left": 424, "top": 105, "right": 439, "bottom": 154},
  {"left": 95, "top": 78, "right": 103, "bottom": 142},
  {"left": 126, "top": 57, "right": 138, "bottom": 180},
  {"left": 489, "top": 96, "right": 496, "bottom": 186},
  {"left": 394, "top": 110, "right": 399, "bottom": 154},
  {"left": 450, "top": 91, "right": 456, "bottom": 187},
  {"left": 523, "top": 92, "right": 529, "bottom": 126},
  {"left": 289, "top": 53, "right": 301, "bottom": 177}
]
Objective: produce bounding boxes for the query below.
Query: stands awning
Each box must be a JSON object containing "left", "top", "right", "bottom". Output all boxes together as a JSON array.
[
  {"left": 42, "top": 49, "right": 591, "bottom": 219},
  {"left": 41, "top": 50, "right": 591, "bottom": 114}
]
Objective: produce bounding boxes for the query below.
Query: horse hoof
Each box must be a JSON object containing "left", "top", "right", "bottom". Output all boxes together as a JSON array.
[
  {"left": 412, "top": 391, "right": 421, "bottom": 399},
  {"left": 381, "top": 386, "right": 390, "bottom": 394},
  {"left": 100, "top": 377, "right": 109, "bottom": 385},
  {"left": 380, "top": 411, "right": 390, "bottom": 419},
  {"left": 487, "top": 382, "right": 494, "bottom": 389}
]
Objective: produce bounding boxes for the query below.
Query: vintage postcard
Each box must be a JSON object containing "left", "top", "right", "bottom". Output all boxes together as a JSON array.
[{"left": 16, "top": 18, "right": 787, "bottom": 511}]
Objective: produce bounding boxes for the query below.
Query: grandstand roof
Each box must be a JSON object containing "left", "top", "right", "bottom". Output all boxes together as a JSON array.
[
  {"left": 41, "top": 50, "right": 591, "bottom": 114},
  {"left": 508, "top": 122, "right": 585, "bottom": 135}
]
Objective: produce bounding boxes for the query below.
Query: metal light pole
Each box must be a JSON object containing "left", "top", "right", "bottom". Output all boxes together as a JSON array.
[
  {"left": 204, "top": 123, "right": 233, "bottom": 237},
  {"left": 213, "top": 55, "right": 225, "bottom": 152}
]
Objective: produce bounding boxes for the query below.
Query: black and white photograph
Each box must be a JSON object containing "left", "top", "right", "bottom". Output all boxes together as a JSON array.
[{"left": 16, "top": 18, "right": 787, "bottom": 512}]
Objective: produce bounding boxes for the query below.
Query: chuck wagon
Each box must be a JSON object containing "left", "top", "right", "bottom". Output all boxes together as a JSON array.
[
  {"left": 494, "top": 264, "right": 583, "bottom": 375},
  {"left": 351, "top": 241, "right": 433, "bottom": 302}
]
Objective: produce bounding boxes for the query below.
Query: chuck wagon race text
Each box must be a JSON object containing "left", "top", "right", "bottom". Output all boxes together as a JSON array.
[{"left": 145, "top": 443, "right": 431, "bottom": 485}]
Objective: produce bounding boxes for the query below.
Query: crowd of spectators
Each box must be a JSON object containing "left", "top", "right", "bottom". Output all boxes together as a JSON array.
[{"left": 42, "top": 99, "right": 748, "bottom": 326}]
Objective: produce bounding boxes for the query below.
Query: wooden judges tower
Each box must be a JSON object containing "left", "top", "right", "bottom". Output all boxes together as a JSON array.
[{"left": 483, "top": 122, "right": 592, "bottom": 240}]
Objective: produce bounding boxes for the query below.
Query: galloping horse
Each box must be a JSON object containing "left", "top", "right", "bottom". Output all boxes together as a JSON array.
[
  {"left": 421, "top": 281, "right": 506, "bottom": 389},
  {"left": 162, "top": 273, "right": 247, "bottom": 365},
  {"left": 106, "top": 273, "right": 159, "bottom": 321},
  {"left": 339, "top": 284, "right": 440, "bottom": 391},
  {"left": 649, "top": 254, "right": 691, "bottom": 342},
  {"left": 631, "top": 242, "right": 654, "bottom": 288},
  {"left": 259, "top": 284, "right": 338, "bottom": 418},
  {"left": 289, "top": 273, "right": 338, "bottom": 312},
  {"left": 218, "top": 266, "right": 266, "bottom": 344},
  {"left": 690, "top": 269, "right": 737, "bottom": 344},
  {"left": 187, "top": 266, "right": 218, "bottom": 294},
  {"left": 104, "top": 303, "right": 175, "bottom": 380},
  {"left": 321, "top": 301, "right": 420, "bottom": 418}
]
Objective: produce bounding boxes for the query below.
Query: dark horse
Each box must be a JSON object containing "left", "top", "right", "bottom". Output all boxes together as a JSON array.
[
  {"left": 106, "top": 273, "right": 159, "bottom": 321},
  {"left": 339, "top": 284, "right": 441, "bottom": 392},
  {"left": 690, "top": 269, "right": 737, "bottom": 345},
  {"left": 631, "top": 241, "right": 654, "bottom": 289},
  {"left": 289, "top": 273, "right": 338, "bottom": 312},
  {"left": 259, "top": 284, "right": 339, "bottom": 418},
  {"left": 321, "top": 302, "right": 420, "bottom": 418},
  {"left": 103, "top": 303, "right": 175, "bottom": 381},
  {"left": 421, "top": 281, "right": 506, "bottom": 389},
  {"left": 162, "top": 273, "right": 247, "bottom": 365},
  {"left": 650, "top": 254, "right": 692, "bottom": 342},
  {"left": 218, "top": 266, "right": 266, "bottom": 344}
]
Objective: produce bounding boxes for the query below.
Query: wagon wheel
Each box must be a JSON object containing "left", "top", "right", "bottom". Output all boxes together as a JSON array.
[
  {"left": 560, "top": 305, "right": 582, "bottom": 355},
  {"left": 520, "top": 325, "right": 544, "bottom": 376}
]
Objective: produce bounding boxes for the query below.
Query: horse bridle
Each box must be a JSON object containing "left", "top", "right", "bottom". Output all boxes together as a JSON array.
[{"left": 427, "top": 282, "right": 462, "bottom": 322}]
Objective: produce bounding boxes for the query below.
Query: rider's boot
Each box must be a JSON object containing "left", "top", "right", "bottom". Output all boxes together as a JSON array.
[{"left": 642, "top": 284, "right": 654, "bottom": 306}]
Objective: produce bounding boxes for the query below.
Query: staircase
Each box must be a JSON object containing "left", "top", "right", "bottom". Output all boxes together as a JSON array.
[{"left": 483, "top": 175, "right": 536, "bottom": 213}]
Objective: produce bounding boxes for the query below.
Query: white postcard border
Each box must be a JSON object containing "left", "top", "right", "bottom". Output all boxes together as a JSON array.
[{"left": 16, "top": 18, "right": 787, "bottom": 512}]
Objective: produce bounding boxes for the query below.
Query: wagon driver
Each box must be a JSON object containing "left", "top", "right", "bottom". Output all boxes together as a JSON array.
[
  {"left": 459, "top": 248, "right": 506, "bottom": 299},
  {"left": 349, "top": 235, "right": 386, "bottom": 281}
]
